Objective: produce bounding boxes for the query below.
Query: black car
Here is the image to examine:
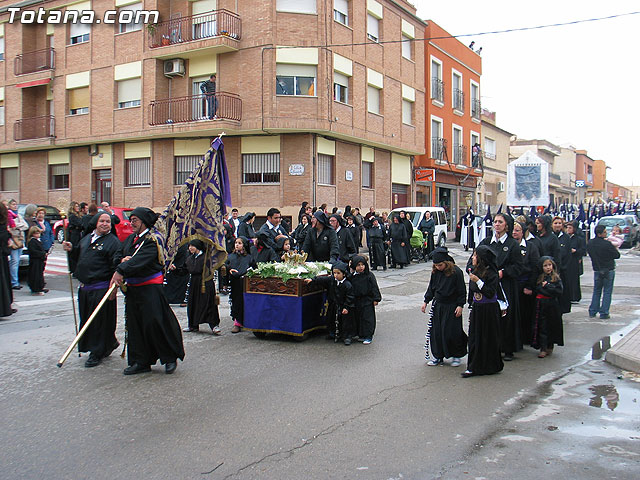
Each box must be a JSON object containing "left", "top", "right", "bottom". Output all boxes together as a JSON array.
[{"left": 17, "top": 204, "right": 63, "bottom": 228}]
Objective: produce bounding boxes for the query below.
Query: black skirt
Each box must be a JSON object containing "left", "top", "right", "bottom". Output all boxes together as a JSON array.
[
  {"left": 467, "top": 302, "right": 504, "bottom": 375},
  {"left": 78, "top": 287, "right": 118, "bottom": 357},
  {"left": 187, "top": 276, "right": 220, "bottom": 329},
  {"left": 429, "top": 301, "right": 468, "bottom": 359}
]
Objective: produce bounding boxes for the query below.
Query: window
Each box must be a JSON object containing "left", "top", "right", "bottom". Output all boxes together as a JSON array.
[
  {"left": 70, "top": 21, "right": 90, "bottom": 44},
  {"left": 334, "top": 0, "right": 348, "bottom": 25},
  {"left": 276, "top": 0, "right": 316, "bottom": 14},
  {"left": 126, "top": 157, "right": 150, "bottom": 186},
  {"left": 362, "top": 161, "right": 373, "bottom": 188},
  {"left": 333, "top": 72, "right": 349, "bottom": 104},
  {"left": 483, "top": 137, "right": 496, "bottom": 160},
  {"left": 452, "top": 71, "right": 464, "bottom": 112},
  {"left": 276, "top": 64, "right": 316, "bottom": 96},
  {"left": 118, "top": 3, "right": 143, "bottom": 33},
  {"left": 175, "top": 155, "right": 201, "bottom": 185},
  {"left": 0, "top": 101, "right": 4, "bottom": 125},
  {"left": 0, "top": 36, "right": 4, "bottom": 61},
  {"left": 431, "top": 118, "right": 443, "bottom": 160},
  {"left": 242, "top": 153, "right": 280, "bottom": 183},
  {"left": 68, "top": 87, "right": 89, "bottom": 115},
  {"left": 367, "top": 86, "right": 381, "bottom": 114},
  {"left": 367, "top": 14, "right": 379, "bottom": 42},
  {"left": 49, "top": 164, "right": 70, "bottom": 189},
  {"left": 117, "top": 78, "right": 141, "bottom": 108},
  {"left": 318, "top": 153, "right": 334, "bottom": 185},
  {"left": 401, "top": 34, "right": 412, "bottom": 60},
  {"left": 471, "top": 82, "right": 480, "bottom": 119},
  {"left": 402, "top": 99, "right": 413, "bottom": 125},
  {"left": 0, "top": 167, "right": 18, "bottom": 191},
  {"left": 453, "top": 127, "right": 463, "bottom": 164},
  {"left": 471, "top": 133, "right": 480, "bottom": 167},
  {"left": 431, "top": 59, "right": 443, "bottom": 103}
]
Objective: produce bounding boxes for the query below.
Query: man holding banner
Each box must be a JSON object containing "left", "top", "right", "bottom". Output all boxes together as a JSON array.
[{"left": 110, "top": 207, "right": 185, "bottom": 375}]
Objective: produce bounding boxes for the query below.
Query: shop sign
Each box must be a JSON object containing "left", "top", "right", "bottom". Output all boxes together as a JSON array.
[{"left": 415, "top": 168, "right": 435, "bottom": 182}]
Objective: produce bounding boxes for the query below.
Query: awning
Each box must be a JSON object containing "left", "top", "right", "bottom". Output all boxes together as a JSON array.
[{"left": 16, "top": 78, "right": 51, "bottom": 88}]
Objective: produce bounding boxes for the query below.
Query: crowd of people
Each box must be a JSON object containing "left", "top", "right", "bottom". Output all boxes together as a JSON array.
[{"left": 422, "top": 211, "right": 624, "bottom": 378}]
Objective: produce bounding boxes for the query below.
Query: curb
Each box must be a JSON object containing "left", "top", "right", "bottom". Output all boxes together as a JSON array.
[{"left": 605, "top": 324, "right": 640, "bottom": 374}]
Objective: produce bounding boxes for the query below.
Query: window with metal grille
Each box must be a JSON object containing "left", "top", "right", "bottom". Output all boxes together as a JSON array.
[
  {"left": 362, "top": 161, "right": 373, "bottom": 188},
  {"left": 318, "top": 154, "right": 334, "bottom": 185},
  {"left": 49, "top": 164, "right": 69, "bottom": 190},
  {"left": 0, "top": 167, "right": 18, "bottom": 191},
  {"left": 174, "top": 155, "right": 201, "bottom": 185},
  {"left": 242, "top": 153, "right": 280, "bottom": 183},
  {"left": 126, "top": 157, "right": 150, "bottom": 186}
]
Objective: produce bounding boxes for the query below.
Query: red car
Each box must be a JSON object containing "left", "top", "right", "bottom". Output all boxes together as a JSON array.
[{"left": 54, "top": 207, "right": 135, "bottom": 243}]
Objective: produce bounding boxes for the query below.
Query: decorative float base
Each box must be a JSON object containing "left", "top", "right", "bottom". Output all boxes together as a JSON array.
[{"left": 243, "top": 277, "right": 327, "bottom": 338}]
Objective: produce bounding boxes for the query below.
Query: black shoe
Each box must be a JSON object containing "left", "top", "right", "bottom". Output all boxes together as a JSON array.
[
  {"left": 42, "top": 288, "right": 49, "bottom": 293},
  {"left": 11, "top": 308, "right": 18, "bottom": 314},
  {"left": 123, "top": 363, "right": 151, "bottom": 375},
  {"left": 183, "top": 327, "right": 199, "bottom": 332},
  {"left": 503, "top": 354, "right": 514, "bottom": 361},
  {"left": 600, "top": 314, "right": 610, "bottom": 319},
  {"left": 12, "top": 285, "right": 22, "bottom": 290},
  {"left": 103, "top": 341, "right": 120, "bottom": 358},
  {"left": 344, "top": 337, "right": 352, "bottom": 346},
  {"left": 165, "top": 361, "right": 177, "bottom": 374},
  {"left": 84, "top": 353, "right": 101, "bottom": 368}
]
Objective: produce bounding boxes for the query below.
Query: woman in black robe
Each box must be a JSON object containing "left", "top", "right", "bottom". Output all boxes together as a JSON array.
[
  {"left": 293, "top": 214, "right": 311, "bottom": 251},
  {"left": 226, "top": 237, "right": 257, "bottom": 333},
  {"left": 463, "top": 245, "right": 503, "bottom": 377},
  {"left": 552, "top": 216, "right": 572, "bottom": 314},
  {"left": 512, "top": 221, "right": 540, "bottom": 346},
  {"left": 418, "top": 211, "right": 435, "bottom": 257},
  {"left": 26, "top": 227, "right": 47, "bottom": 295},
  {"left": 163, "top": 243, "right": 190, "bottom": 305},
  {"left": 237, "top": 212, "right": 257, "bottom": 242},
  {"left": 0, "top": 204, "right": 15, "bottom": 317},
  {"left": 183, "top": 239, "right": 221, "bottom": 334},
  {"left": 566, "top": 220, "right": 586, "bottom": 302},
  {"left": 399, "top": 211, "right": 413, "bottom": 263},
  {"left": 421, "top": 247, "right": 467, "bottom": 366},
  {"left": 389, "top": 215, "right": 409, "bottom": 268},
  {"left": 66, "top": 201, "right": 84, "bottom": 274},
  {"left": 470, "top": 213, "right": 523, "bottom": 361},
  {"left": 535, "top": 215, "right": 560, "bottom": 260},
  {"left": 368, "top": 217, "right": 387, "bottom": 270}
]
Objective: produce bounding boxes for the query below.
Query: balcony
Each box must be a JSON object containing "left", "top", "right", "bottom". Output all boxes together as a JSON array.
[
  {"left": 471, "top": 99, "right": 481, "bottom": 120},
  {"left": 14, "top": 115, "right": 55, "bottom": 141},
  {"left": 453, "top": 89, "right": 464, "bottom": 113},
  {"left": 453, "top": 144, "right": 467, "bottom": 165},
  {"left": 15, "top": 48, "right": 55, "bottom": 76},
  {"left": 431, "top": 137, "right": 446, "bottom": 161},
  {"left": 431, "top": 77, "right": 444, "bottom": 104},
  {"left": 148, "top": 9, "right": 241, "bottom": 57},
  {"left": 149, "top": 92, "right": 242, "bottom": 126}
]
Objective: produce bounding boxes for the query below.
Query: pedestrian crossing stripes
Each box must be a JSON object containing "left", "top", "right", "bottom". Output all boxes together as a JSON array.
[{"left": 45, "top": 256, "right": 69, "bottom": 276}]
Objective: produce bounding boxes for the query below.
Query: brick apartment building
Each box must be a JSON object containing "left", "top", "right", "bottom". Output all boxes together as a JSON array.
[
  {"left": 414, "top": 20, "right": 482, "bottom": 231},
  {"left": 0, "top": 0, "right": 425, "bottom": 223}
]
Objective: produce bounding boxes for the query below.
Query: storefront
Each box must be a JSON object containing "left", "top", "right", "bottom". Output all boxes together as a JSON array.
[{"left": 435, "top": 171, "right": 477, "bottom": 231}]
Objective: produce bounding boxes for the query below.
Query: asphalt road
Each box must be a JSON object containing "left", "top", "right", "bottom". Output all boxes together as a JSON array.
[{"left": 1, "top": 243, "right": 638, "bottom": 479}]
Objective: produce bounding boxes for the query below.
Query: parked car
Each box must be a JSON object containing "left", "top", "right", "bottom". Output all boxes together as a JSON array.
[
  {"left": 53, "top": 207, "right": 135, "bottom": 243},
  {"left": 17, "top": 204, "right": 63, "bottom": 228},
  {"left": 597, "top": 215, "right": 639, "bottom": 248},
  {"left": 389, "top": 207, "right": 448, "bottom": 248}
]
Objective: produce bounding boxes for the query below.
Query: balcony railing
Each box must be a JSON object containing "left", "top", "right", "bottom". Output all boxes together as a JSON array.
[
  {"left": 431, "top": 77, "right": 444, "bottom": 103},
  {"left": 149, "top": 92, "right": 242, "bottom": 125},
  {"left": 14, "top": 115, "right": 55, "bottom": 141},
  {"left": 453, "top": 144, "right": 467, "bottom": 165},
  {"left": 149, "top": 9, "right": 241, "bottom": 48},
  {"left": 15, "top": 48, "right": 55, "bottom": 75},
  {"left": 471, "top": 99, "right": 481, "bottom": 120},
  {"left": 432, "top": 137, "right": 446, "bottom": 161},
  {"left": 453, "top": 88, "right": 465, "bottom": 112}
]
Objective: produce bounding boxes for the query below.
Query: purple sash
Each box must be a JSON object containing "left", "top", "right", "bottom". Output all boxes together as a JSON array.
[
  {"left": 473, "top": 292, "right": 497, "bottom": 304},
  {"left": 80, "top": 280, "right": 110, "bottom": 291},
  {"left": 126, "top": 271, "right": 163, "bottom": 286}
]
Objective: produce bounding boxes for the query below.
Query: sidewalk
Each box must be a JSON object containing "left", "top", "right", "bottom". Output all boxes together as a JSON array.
[{"left": 606, "top": 324, "right": 640, "bottom": 373}]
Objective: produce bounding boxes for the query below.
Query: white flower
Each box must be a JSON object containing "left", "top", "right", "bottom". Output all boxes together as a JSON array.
[{"left": 287, "top": 266, "right": 308, "bottom": 275}]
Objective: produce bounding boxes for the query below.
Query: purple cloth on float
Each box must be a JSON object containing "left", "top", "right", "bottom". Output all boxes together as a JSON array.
[{"left": 243, "top": 291, "right": 327, "bottom": 335}]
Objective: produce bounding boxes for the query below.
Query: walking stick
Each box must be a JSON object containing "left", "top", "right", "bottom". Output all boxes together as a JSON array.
[
  {"left": 64, "top": 227, "right": 81, "bottom": 357},
  {"left": 57, "top": 283, "right": 118, "bottom": 367}
]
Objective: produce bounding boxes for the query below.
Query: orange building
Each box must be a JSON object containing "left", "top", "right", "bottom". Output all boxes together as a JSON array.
[{"left": 415, "top": 20, "right": 482, "bottom": 231}]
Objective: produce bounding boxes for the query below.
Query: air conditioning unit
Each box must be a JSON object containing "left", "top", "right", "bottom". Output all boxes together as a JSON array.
[
  {"left": 163, "top": 59, "right": 185, "bottom": 77},
  {"left": 497, "top": 181, "right": 505, "bottom": 192}
]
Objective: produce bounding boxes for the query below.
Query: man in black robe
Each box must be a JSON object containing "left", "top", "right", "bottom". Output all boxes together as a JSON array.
[
  {"left": 110, "top": 207, "right": 185, "bottom": 375},
  {"left": 329, "top": 214, "right": 357, "bottom": 263},
  {"left": 302, "top": 211, "right": 340, "bottom": 262},
  {"left": 63, "top": 213, "right": 122, "bottom": 367},
  {"left": 256, "top": 208, "right": 289, "bottom": 250}
]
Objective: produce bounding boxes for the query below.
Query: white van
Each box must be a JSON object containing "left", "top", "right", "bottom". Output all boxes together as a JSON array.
[{"left": 389, "top": 207, "right": 448, "bottom": 247}]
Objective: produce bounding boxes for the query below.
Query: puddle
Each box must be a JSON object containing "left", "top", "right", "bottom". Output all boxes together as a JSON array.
[
  {"left": 589, "top": 384, "right": 619, "bottom": 411},
  {"left": 587, "top": 383, "right": 639, "bottom": 415}
]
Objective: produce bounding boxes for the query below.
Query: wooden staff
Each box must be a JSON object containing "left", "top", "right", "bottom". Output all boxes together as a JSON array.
[
  {"left": 63, "top": 226, "right": 80, "bottom": 356},
  {"left": 57, "top": 284, "right": 118, "bottom": 367}
]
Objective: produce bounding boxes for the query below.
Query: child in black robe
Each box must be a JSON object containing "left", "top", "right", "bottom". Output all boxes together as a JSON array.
[
  {"left": 422, "top": 247, "right": 467, "bottom": 366},
  {"left": 26, "top": 226, "right": 47, "bottom": 295},
  {"left": 226, "top": 237, "right": 257, "bottom": 333},
  {"left": 183, "top": 239, "right": 221, "bottom": 335},
  {"left": 306, "top": 261, "right": 355, "bottom": 345},
  {"left": 463, "top": 245, "right": 503, "bottom": 377},
  {"left": 533, "top": 256, "right": 564, "bottom": 358},
  {"left": 349, "top": 255, "right": 381, "bottom": 344},
  {"left": 251, "top": 232, "right": 279, "bottom": 263}
]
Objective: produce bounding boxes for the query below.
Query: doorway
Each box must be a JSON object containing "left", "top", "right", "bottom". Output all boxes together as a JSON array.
[{"left": 93, "top": 169, "right": 111, "bottom": 205}]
